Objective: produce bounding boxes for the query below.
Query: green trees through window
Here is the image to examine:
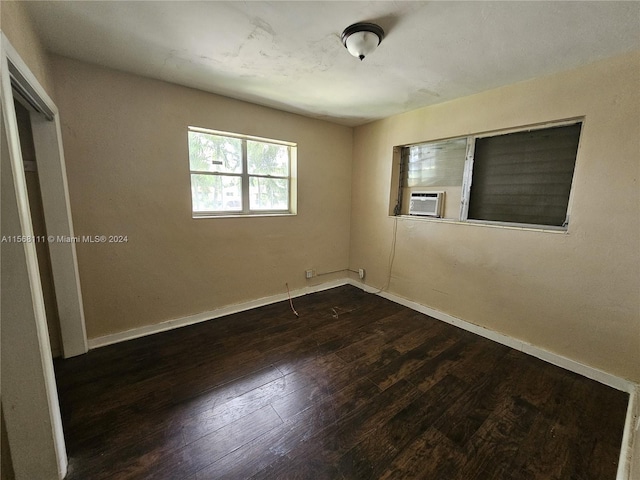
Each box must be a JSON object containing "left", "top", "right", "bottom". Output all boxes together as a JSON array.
[{"left": 188, "top": 128, "right": 295, "bottom": 215}]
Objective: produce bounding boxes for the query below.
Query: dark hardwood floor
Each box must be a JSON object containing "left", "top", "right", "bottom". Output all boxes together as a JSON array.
[{"left": 55, "top": 285, "right": 629, "bottom": 479}]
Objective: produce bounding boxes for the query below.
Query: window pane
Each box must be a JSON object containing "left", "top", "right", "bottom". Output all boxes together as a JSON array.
[
  {"left": 188, "top": 131, "right": 242, "bottom": 174},
  {"left": 405, "top": 138, "right": 466, "bottom": 187},
  {"left": 249, "top": 177, "right": 288, "bottom": 211},
  {"left": 191, "top": 174, "right": 242, "bottom": 212},
  {"left": 247, "top": 140, "right": 289, "bottom": 176}
]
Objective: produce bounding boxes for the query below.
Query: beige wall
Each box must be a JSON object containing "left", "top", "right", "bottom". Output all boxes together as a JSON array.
[
  {"left": 0, "top": 0, "right": 55, "bottom": 98},
  {"left": 46, "top": 51, "right": 640, "bottom": 383},
  {"left": 2, "top": 4, "right": 61, "bottom": 478},
  {"left": 5, "top": 0, "right": 637, "bottom": 382},
  {"left": 350, "top": 51, "right": 640, "bottom": 383},
  {"left": 6, "top": 3, "right": 639, "bottom": 475},
  {"left": 2, "top": 1, "right": 62, "bottom": 359},
  {"left": 3, "top": 0, "right": 63, "bottom": 359},
  {"left": 51, "top": 55, "right": 353, "bottom": 339}
]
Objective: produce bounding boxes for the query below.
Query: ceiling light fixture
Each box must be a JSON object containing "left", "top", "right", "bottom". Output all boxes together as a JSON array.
[{"left": 341, "top": 22, "right": 385, "bottom": 61}]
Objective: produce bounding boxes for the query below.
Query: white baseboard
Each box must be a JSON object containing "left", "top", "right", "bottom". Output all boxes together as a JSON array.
[
  {"left": 91, "top": 276, "right": 636, "bottom": 392},
  {"left": 345, "top": 279, "right": 638, "bottom": 480},
  {"left": 87, "top": 277, "right": 638, "bottom": 479},
  {"left": 87, "top": 278, "right": 349, "bottom": 349},
  {"left": 618, "top": 386, "right": 639, "bottom": 480},
  {"left": 346, "top": 279, "right": 636, "bottom": 393}
]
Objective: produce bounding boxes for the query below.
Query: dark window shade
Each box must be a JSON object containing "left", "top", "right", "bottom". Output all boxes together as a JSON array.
[{"left": 468, "top": 123, "right": 581, "bottom": 226}]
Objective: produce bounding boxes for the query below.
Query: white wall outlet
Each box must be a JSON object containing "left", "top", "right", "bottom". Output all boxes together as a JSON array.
[
  {"left": 358, "top": 268, "right": 365, "bottom": 280},
  {"left": 305, "top": 269, "right": 315, "bottom": 279}
]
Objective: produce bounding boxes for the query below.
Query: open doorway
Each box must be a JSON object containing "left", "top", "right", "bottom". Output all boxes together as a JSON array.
[
  {"left": 1, "top": 32, "right": 87, "bottom": 479},
  {"left": 14, "top": 98, "right": 63, "bottom": 357},
  {"left": 7, "top": 50, "right": 88, "bottom": 358}
]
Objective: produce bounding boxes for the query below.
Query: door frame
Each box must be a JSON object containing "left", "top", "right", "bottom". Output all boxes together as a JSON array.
[
  {"left": 1, "top": 34, "right": 87, "bottom": 357},
  {"left": 1, "top": 32, "right": 86, "bottom": 478}
]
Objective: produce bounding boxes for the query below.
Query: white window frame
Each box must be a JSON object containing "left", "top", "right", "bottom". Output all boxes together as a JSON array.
[
  {"left": 188, "top": 126, "right": 297, "bottom": 217},
  {"left": 396, "top": 119, "right": 583, "bottom": 231}
]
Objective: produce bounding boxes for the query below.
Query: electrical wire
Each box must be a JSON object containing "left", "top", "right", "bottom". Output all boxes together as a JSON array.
[
  {"left": 366, "top": 148, "right": 404, "bottom": 293},
  {"left": 285, "top": 282, "right": 299, "bottom": 317},
  {"left": 370, "top": 215, "right": 399, "bottom": 294},
  {"left": 315, "top": 268, "right": 349, "bottom": 277},
  {"left": 302, "top": 215, "right": 400, "bottom": 296},
  {"left": 383, "top": 215, "right": 399, "bottom": 291}
]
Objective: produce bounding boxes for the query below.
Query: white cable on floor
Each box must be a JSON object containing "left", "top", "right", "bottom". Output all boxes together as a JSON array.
[{"left": 285, "top": 282, "right": 299, "bottom": 317}]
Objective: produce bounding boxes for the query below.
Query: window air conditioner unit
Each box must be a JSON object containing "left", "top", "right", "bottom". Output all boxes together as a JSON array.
[{"left": 409, "top": 192, "right": 444, "bottom": 217}]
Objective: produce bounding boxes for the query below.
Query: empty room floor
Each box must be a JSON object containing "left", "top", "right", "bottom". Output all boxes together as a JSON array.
[{"left": 54, "top": 285, "right": 629, "bottom": 479}]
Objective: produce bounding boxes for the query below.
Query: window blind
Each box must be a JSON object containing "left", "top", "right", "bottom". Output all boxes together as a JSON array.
[{"left": 467, "top": 123, "right": 581, "bottom": 227}]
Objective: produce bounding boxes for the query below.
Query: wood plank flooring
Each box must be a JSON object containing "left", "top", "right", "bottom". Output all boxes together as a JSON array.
[{"left": 54, "top": 285, "right": 629, "bottom": 479}]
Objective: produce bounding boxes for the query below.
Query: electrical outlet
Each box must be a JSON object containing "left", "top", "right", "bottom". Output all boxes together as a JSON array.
[
  {"left": 358, "top": 268, "right": 365, "bottom": 280},
  {"left": 305, "top": 269, "right": 315, "bottom": 279}
]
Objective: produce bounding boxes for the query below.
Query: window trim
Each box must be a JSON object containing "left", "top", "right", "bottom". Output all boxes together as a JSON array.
[
  {"left": 394, "top": 118, "right": 583, "bottom": 232},
  {"left": 188, "top": 126, "right": 297, "bottom": 218}
]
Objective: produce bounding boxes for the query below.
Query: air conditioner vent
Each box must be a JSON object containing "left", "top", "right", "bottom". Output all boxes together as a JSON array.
[{"left": 409, "top": 192, "right": 444, "bottom": 217}]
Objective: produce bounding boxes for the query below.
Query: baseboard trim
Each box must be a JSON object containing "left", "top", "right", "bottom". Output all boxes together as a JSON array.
[
  {"left": 345, "top": 279, "right": 638, "bottom": 480},
  {"left": 618, "top": 386, "right": 639, "bottom": 480},
  {"left": 88, "top": 277, "right": 637, "bottom": 478},
  {"left": 91, "top": 277, "right": 636, "bottom": 393},
  {"left": 346, "top": 279, "right": 636, "bottom": 393},
  {"left": 87, "top": 278, "right": 349, "bottom": 349}
]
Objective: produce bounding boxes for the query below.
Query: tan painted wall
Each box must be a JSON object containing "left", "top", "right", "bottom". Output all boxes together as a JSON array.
[
  {"left": 350, "top": 51, "right": 640, "bottom": 383},
  {"left": 5, "top": 3, "right": 639, "bottom": 475},
  {"left": 0, "top": 0, "right": 55, "bottom": 99},
  {"left": 50, "top": 55, "right": 353, "bottom": 339},
  {"left": 2, "top": 4, "right": 62, "bottom": 478},
  {"left": 2, "top": 1, "right": 63, "bottom": 359},
  {"left": 3, "top": 0, "right": 62, "bottom": 361}
]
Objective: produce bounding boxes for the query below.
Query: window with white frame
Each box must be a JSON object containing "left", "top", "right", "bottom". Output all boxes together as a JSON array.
[
  {"left": 395, "top": 121, "right": 582, "bottom": 229},
  {"left": 188, "top": 127, "right": 296, "bottom": 216}
]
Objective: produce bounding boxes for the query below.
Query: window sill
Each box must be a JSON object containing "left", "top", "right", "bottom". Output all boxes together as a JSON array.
[
  {"left": 395, "top": 215, "right": 568, "bottom": 234},
  {"left": 193, "top": 212, "right": 297, "bottom": 219}
]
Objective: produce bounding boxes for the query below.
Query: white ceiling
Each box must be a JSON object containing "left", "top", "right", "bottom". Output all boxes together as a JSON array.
[{"left": 24, "top": 1, "right": 640, "bottom": 126}]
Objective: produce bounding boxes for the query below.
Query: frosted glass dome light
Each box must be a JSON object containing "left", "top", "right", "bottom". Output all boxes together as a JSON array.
[{"left": 341, "top": 23, "right": 385, "bottom": 61}]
